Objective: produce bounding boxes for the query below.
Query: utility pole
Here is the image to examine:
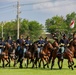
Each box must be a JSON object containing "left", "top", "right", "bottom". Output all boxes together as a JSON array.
[{"left": 17, "top": 0, "right": 20, "bottom": 39}]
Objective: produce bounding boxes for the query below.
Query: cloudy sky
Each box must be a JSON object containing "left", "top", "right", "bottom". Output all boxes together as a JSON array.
[{"left": 0, "top": 0, "right": 76, "bottom": 25}]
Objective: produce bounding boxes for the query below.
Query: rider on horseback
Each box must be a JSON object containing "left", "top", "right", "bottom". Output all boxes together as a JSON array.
[
  {"left": 16, "top": 35, "right": 24, "bottom": 55},
  {"left": 23, "top": 36, "right": 32, "bottom": 55},
  {"left": 0, "top": 37, "right": 5, "bottom": 54},
  {"left": 25, "top": 36, "right": 32, "bottom": 51},
  {"left": 59, "top": 34, "right": 69, "bottom": 59},
  {"left": 44, "top": 37, "right": 48, "bottom": 44},
  {"left": 37, "top": 36, "right": 45, "bottom": 58},
  {"left": 6, "top": 36, "right": 13, "bottom": 45}
]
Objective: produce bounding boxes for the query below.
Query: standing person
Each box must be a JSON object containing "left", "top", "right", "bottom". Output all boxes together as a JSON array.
[{"left": 59, "top": 34, "right": 69, "bottom": 59}]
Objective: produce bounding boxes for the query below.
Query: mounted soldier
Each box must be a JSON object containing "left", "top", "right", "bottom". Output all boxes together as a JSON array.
[
  {"left": 25, "top": 36, "right": 32, "bottom": 51},
  {"left": 59, "top": 34, "right": 69, "bottom": 59},
  {"left": 37, "top": 36, "right": 45, "bottom": 58},
  {"left": 44, "top": 37, "right": 48, "bottom": 44},
  {"left": 0, "top": 37, "right": 4, "bottom": 54}
]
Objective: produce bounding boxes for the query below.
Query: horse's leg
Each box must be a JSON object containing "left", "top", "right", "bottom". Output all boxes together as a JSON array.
[
  {"left": 68, "top": 60, "right": 71, "bottom": 69},
  {"left": 24, "top": 58, "right": 27, "bottom": 67},
  {"left": 39, "top": 58, "right": 41, "bottom": 68},
  {"left": 43, "top": 57, "right": 50, "bottom": 68},
  {"left": 2, "top": 59, "right": 5, "bottom": 68},
  {"left": 8, "top": 57, "right": 11, "bottom": 67},
  {"left": 41, "top": 58, "right": 45, "bottom": 69},
  {"left": 58, "top": 59, "right": 63, "bottom": 69},
  {"left": 68, "top": 57, "right": 74, "bottom": 70},
  {"left": 34, "top": 58, "right": 38, "bottom": 68},
  {"left": 19, "top": 57, "right": 23, "bottom": 68},
  {"left": 26, "top": 58, "right": 29, "bottom": 68},
  {"left": 51, "top": 57, "right": 56, "bottom": 70},
  {"left": 46, "top": 58, "right": 49, "bottom": 68},
  {"left": 30, "top": 57, "right": 34, "bottom": 68},
  {"left": 0, "top": 59, "right": 1, "bottom": 63},
  {"left": 70, "top": 59, "right": 74, "bottom": 70},
  {"left": 13, "top": 56, "right": 18, "bottom": 67},
  {"left": 5, "top": 58, "right": 9, "bottom": 67}
]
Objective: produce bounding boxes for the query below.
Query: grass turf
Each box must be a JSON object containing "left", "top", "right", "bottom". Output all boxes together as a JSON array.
[{"left": 0, "top": 59, "right": 76, "bottom": 75}]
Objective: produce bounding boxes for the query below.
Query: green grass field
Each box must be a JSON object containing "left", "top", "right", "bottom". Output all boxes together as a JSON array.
[{"left": 0, "top": 59, "right": 76, "bottom": 75}]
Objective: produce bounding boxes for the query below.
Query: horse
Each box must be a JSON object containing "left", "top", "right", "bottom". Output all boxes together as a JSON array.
[
  {"left": 38, "top": 41, "right": 54, "bottom": 68},
  {"left": 13, "top": 41, "right": 25, "bottom": 68},
  {"left": 13, "top": 40, "right": 38, "bottom": 68},
  {"left": 24, "top": 41, "right": 38, "bottom": 68},
  {"left": 0, "top": 42, "right": 12, "bottom": 68},
  {"left": 51, "top": 39, "right": 75, "bottom": 70}
]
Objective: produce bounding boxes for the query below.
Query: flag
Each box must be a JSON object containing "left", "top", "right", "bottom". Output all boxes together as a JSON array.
[{"left": 70, "top": 20, "right": 75, "bottom": 28}]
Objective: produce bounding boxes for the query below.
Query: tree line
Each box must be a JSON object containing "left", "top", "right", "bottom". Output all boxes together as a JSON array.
[{"left": 0, "top": 12, "right": 76, "bottom": 40}]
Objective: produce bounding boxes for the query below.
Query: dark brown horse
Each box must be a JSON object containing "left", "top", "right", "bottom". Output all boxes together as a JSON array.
[
  {"left": 24, "top": 42, "right": 38, "bottom": 68},
  {"left": 14, "top": 41, "right": 38, "bottom": 68}
]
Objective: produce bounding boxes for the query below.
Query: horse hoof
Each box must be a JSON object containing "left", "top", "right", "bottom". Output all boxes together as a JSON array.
[
  {"left": 72, "top": 67, "right": 74, "bottom": 70},
  {"left": 51, "top": 67, "right": 53, "bottom": 70},
  {"left": 59, "top": 67, "right": 62, "bottom": 69},
  {"left": 19, "top": 66, "right": 23, "bottom": 68},
  {"left": 47, "top": 66, "right": 49, "bottom": 68},
  {"left": 74, "top": 66, "right": 76, "bottom": 68}
]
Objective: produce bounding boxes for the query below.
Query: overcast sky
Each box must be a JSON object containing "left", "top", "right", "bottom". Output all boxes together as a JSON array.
[{"left": 0, "top": 0, "right": 76, "bottom": 25}]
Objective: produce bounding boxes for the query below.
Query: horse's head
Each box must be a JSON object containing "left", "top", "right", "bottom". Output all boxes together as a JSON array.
[
  {"left": 21, "top": 39, "right": 25, "bottom": 47},
  {"left": 44, "top": 41, "right": 53, "bottom": 51},
  {"left": 12, "top": 41, "right": 17, "bottom": 49},
  {"left": 32, "top": 42, "right": 38, "bottom": 51},
  {"left": 73, "top": 38, "right": 76, "bottom": 46},
  {"left": 52, "top": 41, "right": 59, "bottom": 47},
  {"left": 72, "top": 33, "right": 76, "bottom": 46},
  {"left": 5, "top": 42, "right": 11, "bottom": 48}
]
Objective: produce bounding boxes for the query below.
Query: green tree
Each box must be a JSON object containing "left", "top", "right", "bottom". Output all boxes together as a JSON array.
[
  {"left": 28, "top": 21, "right": 43, "bottom": 41},
  {"left": 20, "top": 19, "right": 29, "bottom": 37},
  {"left": 45, "top": 15, "right": 67, "bottom": 33}
]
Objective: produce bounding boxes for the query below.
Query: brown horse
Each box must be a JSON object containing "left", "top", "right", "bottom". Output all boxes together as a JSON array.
[
  {"left": 38, "top": 41, "right": 54, "bottom": 68},
  {"left": 51, "top": 40, "right": 75, "bottom": 70},
  {"left": 0, "top": 42, "right": 12, "bottom": 67}
]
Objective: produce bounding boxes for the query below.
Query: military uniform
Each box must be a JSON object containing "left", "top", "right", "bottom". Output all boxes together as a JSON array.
[
  {"left": 24, "top": 36, "right": 32, "bottom": 52},
  {"left": 37, "top": 37, "right": 45, "bottom": 58},
  {"left": 0, "top": 38, "right": 4, "bottom": 54},
  {"left": 6, "top": 36, "right": 13, "bottom": 45},
  {"left": 59, "top": 34, "right": 68, "bottom": 59}
]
